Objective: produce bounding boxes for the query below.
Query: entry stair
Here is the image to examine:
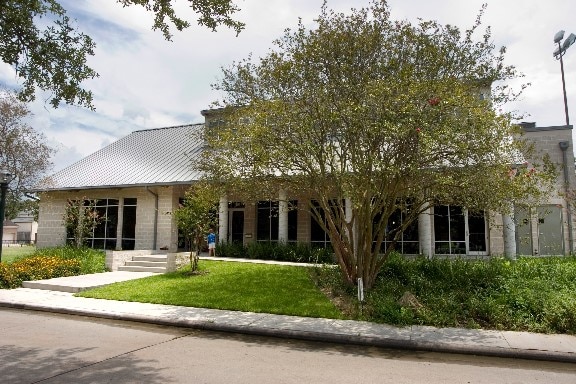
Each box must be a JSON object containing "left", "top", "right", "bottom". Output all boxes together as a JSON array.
[{"left": 117, "top": 254, "right": 168, "bottom": 273}]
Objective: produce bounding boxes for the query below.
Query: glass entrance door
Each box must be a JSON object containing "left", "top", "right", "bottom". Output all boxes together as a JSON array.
[
  {"left": 467, "top": 211, "right": 487, "bottom": 254},
  {"left": 229, "top": 210, "right": 245, "bottom": 244}
]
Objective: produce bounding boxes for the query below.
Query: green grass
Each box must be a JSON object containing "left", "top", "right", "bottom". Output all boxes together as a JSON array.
[
  {"left": 1, "top": 246, "right": 36, "bottom": 263},
  {"left": 77, "top": 260, "right": 343, "bottom": 319},
  {"left": 23, "top": 248, "right": 576, "bottom": 334}
]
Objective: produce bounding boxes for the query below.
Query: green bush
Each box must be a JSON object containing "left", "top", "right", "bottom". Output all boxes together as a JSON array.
[
  {"left": 33, "top": 246, "right": 106, "bottom": 275},
  {"left": 0, "top": 256, "right": 81, "bottom": 288},
  {"left": 216, "top": 241, "right": 334, "bottom": 264},
  {"left": 0, "top": 246, "right": 106, "bottom": 289},
  {"left": 215, "top": 242, "right": 246, "bottom": 258},
  {"left": 361, "top": 254, "right": 576, "bottom": 334}
]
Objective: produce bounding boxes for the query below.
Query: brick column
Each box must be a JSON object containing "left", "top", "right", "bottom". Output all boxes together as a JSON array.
[
  {"left": 219, "top": 195, "right": 228, "bottom": 243},
  {"left": 278, "top": 189, "right": 288, "bottom": 243},
  {"left": 502, "top": 212, "right": 517, "bottom": 260},
  {"left": 418, "top": 206, "right": 433, "bottom": 258}
]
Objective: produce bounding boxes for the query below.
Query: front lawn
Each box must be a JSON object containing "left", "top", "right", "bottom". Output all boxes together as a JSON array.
[
  {"left": 63, "top": 253, "right": 576, "bottom": 334},
  {"left": 77, "top": 260, "right": 343, "bottom": 319}
]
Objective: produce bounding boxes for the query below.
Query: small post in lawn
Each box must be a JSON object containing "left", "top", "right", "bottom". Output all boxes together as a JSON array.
[{"left": 357, "top": 277, "right": 365, "bottom": 315}]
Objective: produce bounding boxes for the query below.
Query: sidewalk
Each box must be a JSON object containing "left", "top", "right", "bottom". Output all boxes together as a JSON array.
[{"left": 0, "top": 263, "right": 575, "bottom": 363}]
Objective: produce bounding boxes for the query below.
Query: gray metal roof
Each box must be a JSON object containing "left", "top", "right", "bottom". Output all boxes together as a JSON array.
[{"left": 35, "top": 124, "right": 205, "bottom": 191}]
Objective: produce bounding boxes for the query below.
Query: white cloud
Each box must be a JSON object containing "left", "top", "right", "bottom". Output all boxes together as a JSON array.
[{"left": 7, "top": 0, "right": 576, "bottom": 173}]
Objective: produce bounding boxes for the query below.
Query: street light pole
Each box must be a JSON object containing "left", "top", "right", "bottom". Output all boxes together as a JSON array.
[
  {"left": 0, "top": 170, "right": 13, "bottom": 263},
  {"left": 554, "top": 30, "right": 576, "bottom": 126}
]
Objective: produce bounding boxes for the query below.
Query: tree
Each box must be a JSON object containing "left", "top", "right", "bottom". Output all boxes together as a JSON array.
[
  {"left": 1, "top": 0, "right": 244, "bottom": 109},
  {"left": 199, "top": 1, "right": 557, "bottom": 290},
  {"left": 0, "top": 90, "right": 55, "bottom": 219},
  {"left": 63, "top": 197, "right": 103, "bottom": 248},
  {"left": 173, "top": 184, "right": 218, "bottom": 271}
]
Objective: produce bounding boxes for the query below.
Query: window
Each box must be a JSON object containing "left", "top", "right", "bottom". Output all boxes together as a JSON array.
[
  {"left": 89, "top": 199, "right": 119, "bottom": 250},
  {"left": 257, "top": 200, "right": 298, "bottom": 242},
  {"left": 257, "top": 201, "right": 279, "bottom": 241},
  {"left": 385, "top": 209, "right": 419, "bottom": 254},
  {"left": 66, "top": 198, "right": 119, "bottom": 250},
  {"left": 310, "top": 200, "right": 342, "bottom": 249},
  {"left": 375, "top": 206, "right": 419, "bottom": 254},
  {"left": 434, "top": 205, "right": 486, "bottom": 255}
]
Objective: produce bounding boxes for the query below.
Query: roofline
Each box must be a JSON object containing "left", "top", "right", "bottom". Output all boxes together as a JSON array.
[
  {"left": 517, "top": 122, "right": 573, "bottom": 132},
  {"left": 29, "top": 180, "right": 199, "bottom": 193},
  {"left": 131, "top": 123, "right": 204, "bottom": 134}
]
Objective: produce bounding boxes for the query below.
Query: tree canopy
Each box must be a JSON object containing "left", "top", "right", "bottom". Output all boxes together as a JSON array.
[
  {"left": 199, "top": 1, "right": 556, "bottom": 289},
  {"left": 0, "top": 0, "right": 244, "bottom": 109},
  {"left": 0, "top": 90, "right": 55, "bottom": 218}
]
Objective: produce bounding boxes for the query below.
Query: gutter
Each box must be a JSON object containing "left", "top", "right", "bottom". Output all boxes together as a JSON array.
[
  {"left": 146, "top": 186, "right": 159, "bottom": 250},
  {"left": 559, "top": 141, "right": 574, "bottom": 254}
]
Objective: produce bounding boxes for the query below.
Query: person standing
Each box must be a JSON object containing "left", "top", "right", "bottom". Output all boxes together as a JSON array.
[{"left": 207, "top": 228, "right": 216, "bottom": 257}]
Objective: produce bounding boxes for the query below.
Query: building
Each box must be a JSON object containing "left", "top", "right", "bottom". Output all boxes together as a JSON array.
[
  {"left": 11, "top": 211, "right": 38, "bottom": 244},
  {"left": 33, "top": 116, "right": 576, "bottom": 257},
  {"left": 1, "top": 220, "right": 18, "bottom": 245}
]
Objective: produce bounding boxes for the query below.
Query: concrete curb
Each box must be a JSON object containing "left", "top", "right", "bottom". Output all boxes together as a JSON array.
[{"left": 2, "top": 300, "right": 575, "bottom": 364}]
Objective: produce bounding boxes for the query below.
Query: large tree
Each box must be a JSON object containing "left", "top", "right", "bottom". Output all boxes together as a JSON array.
[
  {"left": 0, "top": 90, "right": 55, "bottom": 218},
  {"left": 0, "top": 0, "right": 244, "bottom": 109},
  {"left": 199, "top": 1, "right": 556, "bottom": 290}
]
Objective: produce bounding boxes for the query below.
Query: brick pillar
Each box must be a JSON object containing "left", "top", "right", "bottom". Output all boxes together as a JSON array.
[
  {"left": 219, "top": 195, "right": 228, "bottom": 243},
  {"left": 502, "top": 212, "right": 517, "bottom": 260},
  {"left": 418, "top": 206, "right": 433, "bottom": 258},
  {"left": 278, "top": 189, "right": 288, "bottom": 243}
]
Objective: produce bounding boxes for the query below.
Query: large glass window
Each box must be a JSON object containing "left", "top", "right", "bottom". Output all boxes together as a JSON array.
[
  {"left": 257, "top": 201, "right": 279, "bottom": 241},
  {"left": 434, "top": 205, "right": 465, "bottom": 254},
  {"left": 310, "top": 200, "right": 342, "bottom": 249},
  {"left": 89, "top": 199, "right": 119, "bottom": 250},
  {"left": 387, "top": 210, "right": 419, "bottom": 254},
  {"left": 375, "top": 207, "right": 419, "bottom": 254},
  {"left": 434, "top": 205, "right": 486, "bottom": 255},
  {"left": 257, "top": 200, "right": 297, "bottom": 242}
]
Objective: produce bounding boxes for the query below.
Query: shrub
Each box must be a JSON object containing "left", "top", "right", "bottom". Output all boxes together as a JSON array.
[
  {"left": 216, "top": 242, "right": 245, "bottom": 258},
  {"left": 0, "top": 246, "right": 106, "bottom": 289},
  {"left": 0, "top": 256, "right": 81, "bottom": 289},
  {"left": 362, "top": 254, "right": 576, "bottom": 333},
  {"left": 216, "top": 241, "right": 335, "bottom": 264},
  {"left": 33, "top": 246, "right": 106, "bottom": 274}
]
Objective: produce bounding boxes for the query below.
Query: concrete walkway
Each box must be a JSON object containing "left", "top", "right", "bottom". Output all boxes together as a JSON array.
[{"left": 1, "top": 260, "right": 575, "bottom": 364}]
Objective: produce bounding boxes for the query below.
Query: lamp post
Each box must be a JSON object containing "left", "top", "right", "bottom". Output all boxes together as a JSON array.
[
  {"left": 0, "top": 170, "right": 13, "bottom": 263},
  {"left": 553, "top": 30, "right": 576, "bottom": 126}
]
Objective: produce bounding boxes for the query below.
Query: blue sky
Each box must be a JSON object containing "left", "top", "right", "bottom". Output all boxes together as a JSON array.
[{"left": 1, "top": 0, "right": 575, "bottom": 173}]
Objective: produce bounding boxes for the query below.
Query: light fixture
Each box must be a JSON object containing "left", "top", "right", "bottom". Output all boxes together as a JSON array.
[
  {"left": 0, "top": 170, "right": 13, "bottom": 263},
  {"left": 553, "top": 30, "right": 574, "bottom": 126}
]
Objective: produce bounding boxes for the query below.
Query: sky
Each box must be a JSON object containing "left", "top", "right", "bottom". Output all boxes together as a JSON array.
[{"left": 1, "top": 0, "right": 575, "bottom": 174}]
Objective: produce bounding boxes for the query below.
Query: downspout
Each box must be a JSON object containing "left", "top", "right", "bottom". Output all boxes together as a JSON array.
[
  {"left": 146, "top": 186, "right": 158, "bottom": 250},
  {"left": 559, "top": 141, "right": 574, "bottom": 254}
]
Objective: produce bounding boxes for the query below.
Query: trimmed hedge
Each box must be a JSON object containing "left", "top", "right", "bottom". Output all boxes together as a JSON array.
[{"left": 216, "top": 242, "right": 335, "bottom": 264}]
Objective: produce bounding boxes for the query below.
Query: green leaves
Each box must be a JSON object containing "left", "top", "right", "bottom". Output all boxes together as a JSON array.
[
  {"left": 204, "top": 0, "right": 556, "bottom": 289},
  {"left": 1, "top": 0, "right": 244, "bottom": 109},
  {"left": 1, "top": 0, "right": 98, "bottom": 109}
]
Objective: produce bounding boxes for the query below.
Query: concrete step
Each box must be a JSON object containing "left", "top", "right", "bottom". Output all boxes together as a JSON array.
[
  {"left": 133, "top": 255, "right": 168, "bottom": 262},
  {"left": 124, "top": 260, "right": 167, "bottom": 268},
  {"left": 117, "top": 265, "right": 167, "bottom": 273}
]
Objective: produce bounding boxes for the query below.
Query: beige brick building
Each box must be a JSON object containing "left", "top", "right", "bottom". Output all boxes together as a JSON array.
[{"left": 34, "top": 118, "right": 576, "bottom": 257}]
